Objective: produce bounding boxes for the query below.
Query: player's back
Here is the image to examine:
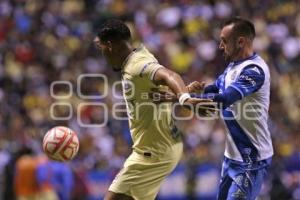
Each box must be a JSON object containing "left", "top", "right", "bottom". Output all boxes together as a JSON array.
[{"left": 121, "top": 45, "right": 182, "bottom": 157}]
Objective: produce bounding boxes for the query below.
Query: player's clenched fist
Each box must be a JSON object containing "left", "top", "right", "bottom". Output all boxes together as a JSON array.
[{"left": 187, "top": 81, "right": 206, "bottom": 93}]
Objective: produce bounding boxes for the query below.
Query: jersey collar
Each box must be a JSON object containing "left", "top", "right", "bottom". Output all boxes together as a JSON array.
[
  {"left": 121, "top": 44, "right": 144, "bottom": 72},
  {"left": 232, "top": 53, "right": 258, "bottom": 66}
]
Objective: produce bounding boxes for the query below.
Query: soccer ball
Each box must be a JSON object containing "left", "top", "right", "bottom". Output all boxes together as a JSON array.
[{"left": 43, "top": 126, "right": 79, "bottom": 161}]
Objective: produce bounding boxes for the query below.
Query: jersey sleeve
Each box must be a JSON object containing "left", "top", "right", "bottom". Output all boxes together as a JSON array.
[
  {"left": 215, "top": 73, "right": 225, "bottom": 90},
  {"left": 134, "top": 61, "right": 164, "bottom": 81},
  {"left": 191, "top": 87, "right": 242, "bottom": 109},
  {"left": 204, "top": 84, "right": 219, "bottom": 94},
  {"left": 229, "top": 65, "right": 265, "bottom": 98}
]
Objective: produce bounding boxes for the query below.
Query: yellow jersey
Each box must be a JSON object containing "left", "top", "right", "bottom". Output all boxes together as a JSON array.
[{"left": 121, "top": 44, "right": 182, "bottom": 156}]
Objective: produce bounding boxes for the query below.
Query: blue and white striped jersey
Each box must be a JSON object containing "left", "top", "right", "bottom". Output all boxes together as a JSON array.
[{"left": 215, "top": 53, "right": 273, "bottom": 162}]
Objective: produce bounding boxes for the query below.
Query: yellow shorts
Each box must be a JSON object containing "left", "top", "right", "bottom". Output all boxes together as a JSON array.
[{"left": 108, "top": 142, "right": 183, "bottom": 200}]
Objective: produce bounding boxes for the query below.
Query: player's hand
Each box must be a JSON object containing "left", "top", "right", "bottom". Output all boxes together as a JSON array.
[
  {"left": 197, "top": 102, "right": 219, "bottom": 116},
  {"left": 184, "top": 97, "right": 212, "bottom": 105},
  {"left": 150, "top": 88, "right": 177, "bottom": 103},
  {"left": 184, "top": 98, "right": 219, "bottom": 116},
  {"left": 187, "top": 81, "right": 206, "bottom": 93}
]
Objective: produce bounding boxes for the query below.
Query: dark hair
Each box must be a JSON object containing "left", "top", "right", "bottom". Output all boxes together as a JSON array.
[
  {"left": 97, "top": 19, "right": 131, "bottom": 42},
  {"left": 223, "top": 17, "right": 256, "bottom": 40}
]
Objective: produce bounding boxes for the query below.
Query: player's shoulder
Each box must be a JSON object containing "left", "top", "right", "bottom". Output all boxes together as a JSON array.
[
  {"left": 125, "top": 45, "right": 159, "bottom": 76},
  {"left": 239, "top": 54, "right": 269, "bottom": 74},
  {"left": 134, "top": 45, "right": 157, "bottom": 64},
  {"left": 242, "top": 65, "right": 264, "bottom": 75}
]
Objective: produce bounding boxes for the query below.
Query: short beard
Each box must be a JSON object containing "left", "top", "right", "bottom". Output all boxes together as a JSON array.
[
  {"left": 224, "top": 54, "right": 231, "bottom": 62},
  {"left": 231, "top": 45, "right": 242, "bottom": 62}
]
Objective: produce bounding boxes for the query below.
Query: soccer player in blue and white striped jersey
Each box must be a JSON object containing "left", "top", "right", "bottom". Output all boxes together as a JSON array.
[
  {"left": 152, "top": 17, "right": 273, "bottom": 200},
  {"left": 191, "top": 17, "right": 273, "bottom": 200}
]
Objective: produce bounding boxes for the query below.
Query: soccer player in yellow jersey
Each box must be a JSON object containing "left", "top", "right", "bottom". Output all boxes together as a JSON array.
[{"left": 94, "top": 19, "right": 210, "bottom": 200}]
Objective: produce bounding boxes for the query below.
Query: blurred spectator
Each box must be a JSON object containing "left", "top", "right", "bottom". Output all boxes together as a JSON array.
[
  {"left": 14, "top": 149, "right": 58, "bottom": 200},
  {"left": 37, "top": 159, "right": 74, "bottom": 200}
]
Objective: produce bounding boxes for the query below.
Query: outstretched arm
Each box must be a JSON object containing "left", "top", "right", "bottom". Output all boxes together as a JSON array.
[
  {"left": 153, "top": 67, "right": 188, "bottom": 96},
  {"left": 203, "top": 84, "right": 219, "bottom": 94},
  {"left": 152, "top": 67, "right": 212, "bottom": 106},
  {"left": 193, "top": 65, "right": 265, "bottom": 109},
  {"left": 152, "top": 67, "right": 218, "bottom": 116},
  {"left": 192, "top": 87, "right": 242, "bottom": 109}
]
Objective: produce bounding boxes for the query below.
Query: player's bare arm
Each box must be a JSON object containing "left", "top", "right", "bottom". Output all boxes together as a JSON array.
[
  {"left": 153, "top": 68, "right": 215, "bottom": 113},
  {"left": 150, "top": 80, "right": 206, "bottom": 102},
  {"left": 150, "top": 78, "right": 207, "bottom": 103},
  {"left": 152, "top": 67, "right": 188, "bottom": 95}
]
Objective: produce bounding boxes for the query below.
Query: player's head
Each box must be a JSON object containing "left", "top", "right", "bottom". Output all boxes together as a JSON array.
[
  {"left": 94, "top": 19, "right": 131, "bottom": 71},
  {"left": 219, "top": 17, "right": 255, "bottom": 61}
]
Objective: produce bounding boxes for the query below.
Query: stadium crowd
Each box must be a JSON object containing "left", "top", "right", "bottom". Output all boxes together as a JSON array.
[{"left": 0, "top": 0, "right": 299, "bottom": 199}]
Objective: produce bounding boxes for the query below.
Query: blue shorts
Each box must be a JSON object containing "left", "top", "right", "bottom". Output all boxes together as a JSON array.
[{"left": 217, "top": 156, "right": 272, "bottom": 200}]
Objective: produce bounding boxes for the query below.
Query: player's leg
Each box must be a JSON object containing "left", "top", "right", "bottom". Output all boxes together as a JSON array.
[
  {"left": 104, "top": 191, "right": 134, "bottom": 200},
  {"left": 217, "top": 175, "right": 233, "bottom": 200},
  {"left": 129, "top": 143, "right": 183, "bottom": 199},
  {"left": 107, "top": 143, "right": 183, "bottom": 200},
  {"left": 226, "top": 167, "right": 268, "bottom": 200},
  {"left": 217, "top": 158, "right": 232, "bottom": 200},
  {"left": 107, "top": 159, "right": 175, "bottom": 200},
  {"left": 130, "top": 165, "right": 174, "bottom": 200},
  {"left": 248, "top": 167, "right": 268, "bottom": 199},
  {"left": 226, "top": 173, "right": 249, "bottom": 200}
]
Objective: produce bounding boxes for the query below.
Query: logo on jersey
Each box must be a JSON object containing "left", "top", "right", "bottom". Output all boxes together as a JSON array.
[
  {"left": 239, "top": 75, "right": 256, "bottom": 86},
  {"left": 139, "top": 61, "right": 158, "bottom": 77},
  {"left": 249, "top": 66, "right": 260, "bottom": 74}
]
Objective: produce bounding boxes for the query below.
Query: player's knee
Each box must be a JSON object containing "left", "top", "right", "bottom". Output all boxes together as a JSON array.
[{"left": 104, "top": 191, "right": 134, "bottom": 200}]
